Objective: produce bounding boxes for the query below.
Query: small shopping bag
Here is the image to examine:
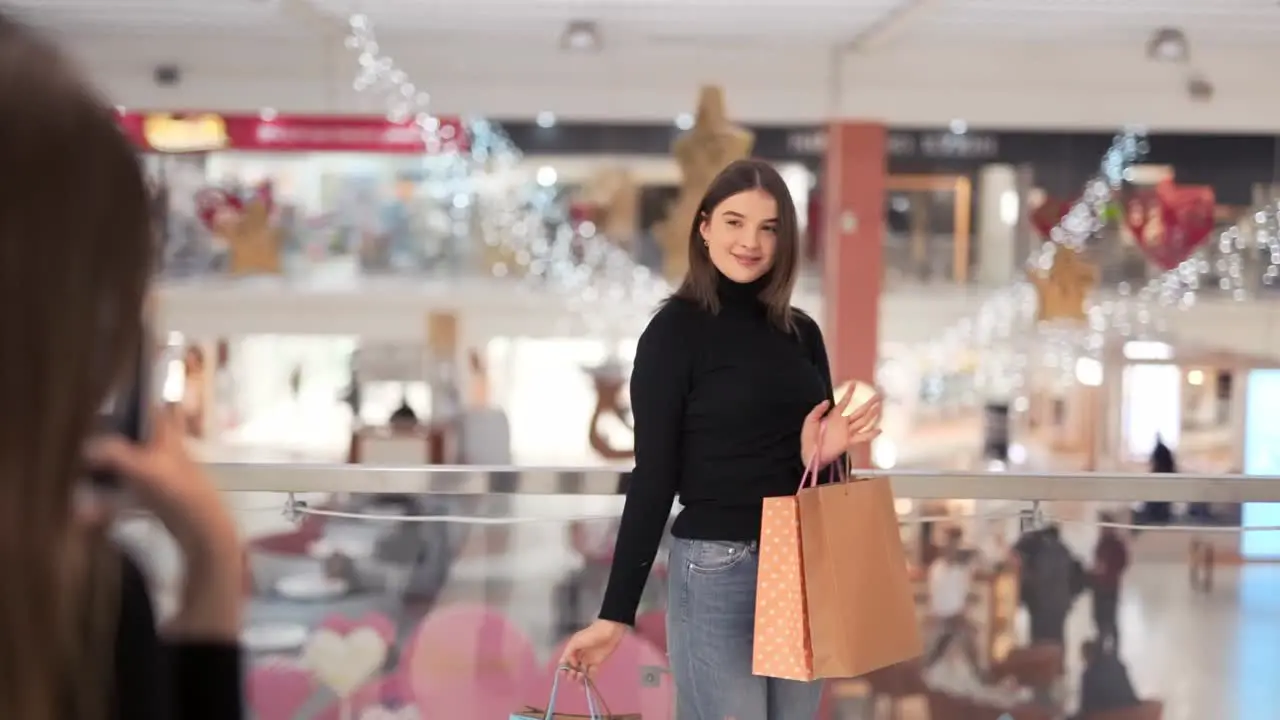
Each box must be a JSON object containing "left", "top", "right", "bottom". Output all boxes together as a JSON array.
[
  {"left": 751, "top": 438, "right": 826, "bottom": 680},
  {"left": 512, "top": 667, "right": 641, "bottom": 720},
  {"left": 799, "top": 463, "right": 923, "bottom": 678}
]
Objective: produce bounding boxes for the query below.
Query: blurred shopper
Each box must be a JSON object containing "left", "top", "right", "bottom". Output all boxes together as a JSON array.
[
  {"left": 1091, "top": 515, "right": 1129, "bottom": 650},
  {"left": 925, "top": 527, "right": 981, "bottom": 670},
  {"left": 558, "top": 159, "right": 882, "bottom": 720},
  {"left": 1016, "top": 525, "right": 1084, "bottom": 645},
  {"left": 1140, "top": 435, "right": 1176, "bottom": 524},
  {"left": 0, "top": 15, "right": 244, "bottom": 720},
  {"left": 1071, "top": 639, "right": 1140, "bottom": 720}
]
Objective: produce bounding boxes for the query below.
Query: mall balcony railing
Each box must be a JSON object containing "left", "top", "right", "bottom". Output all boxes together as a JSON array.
[{"left": 126, "top": 463, "right": 1280, "bottom": 719}]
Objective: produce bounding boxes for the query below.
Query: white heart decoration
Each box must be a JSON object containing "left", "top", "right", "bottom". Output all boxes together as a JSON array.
[
  {"left": 359, "top": 707, "right": 420, "bottom": 720},
  {"left": 301, "top": 627, "right": 389, "bottom": 697}
]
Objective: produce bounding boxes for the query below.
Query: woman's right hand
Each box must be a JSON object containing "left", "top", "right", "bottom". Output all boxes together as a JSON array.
[
  {"left": 800, "top": 389, "right": 882, "bottom": 469},
  {"left": 86, "top": 407, "right": 243, "bottom": 638},
  {"left": 558, "top": 619, "right": 628, "bottom": 681}
]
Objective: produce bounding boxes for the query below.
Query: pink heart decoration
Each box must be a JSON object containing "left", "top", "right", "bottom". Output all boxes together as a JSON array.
[
  {"left": 406, "top": 603, "right": 539, "bottom": 719},
  {"left": 248, "top": 657, "right": 315, "bottom": 720},
  {"left": 358, "top": 706, "right": 420, "bottom": 720},
  {"left": 318, "top": 612, "right": 397, "bottom": 646},
  {"left": 311, "top": 674, "right": 413, "bottom": 720}
]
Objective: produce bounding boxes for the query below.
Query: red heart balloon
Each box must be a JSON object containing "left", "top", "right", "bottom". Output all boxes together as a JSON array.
[
  {"left": 1123, "top": 189, "right": 1160, "bottom": 244},
  {"left": 194, "top": 188, "right": 245, "bottom": 232},
  {"left": 252, "top": 180, "right": 275, "bottom": 215},
  {"left": 1131, "top": 181, "right": 1216, "bottom": 271},
  {"left": 1030, "top": 197, "right": 1074, "bottom": 239}
]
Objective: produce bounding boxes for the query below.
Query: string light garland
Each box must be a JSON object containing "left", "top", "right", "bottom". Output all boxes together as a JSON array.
[
  {"left": 343, "top": 19, "right": 1278, "bottom": 415},
  {"left": 342, "top": 13, "right": 666, "bottom": 341}
]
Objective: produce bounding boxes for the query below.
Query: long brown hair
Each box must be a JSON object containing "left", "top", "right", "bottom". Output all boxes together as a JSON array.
[
  {"left": 0, "top": 16, "right": 153, "bottom": 720},
  {"left": 672, "top": 158, "right": 802, "bottom": 331}
]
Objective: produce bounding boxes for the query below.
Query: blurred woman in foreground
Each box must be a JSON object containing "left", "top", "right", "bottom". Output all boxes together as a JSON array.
[{"left": 0, "top": 15, "right": 243, "bottom": 720}]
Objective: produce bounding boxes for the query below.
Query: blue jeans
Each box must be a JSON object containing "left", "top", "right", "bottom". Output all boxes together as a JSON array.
[{"left": 666, "top": 538, "right": 823, "bottom": 720}]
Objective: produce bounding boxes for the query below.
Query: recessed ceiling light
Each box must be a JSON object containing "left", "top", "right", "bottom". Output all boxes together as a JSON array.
[
  {"left": 536, "top": 111, "right": 557, "bottom": 128},
  {"left": 675, "top": 113, "right": 695, "bottom": 130},
  {"left": 1147, "top": 27, "right": 1189, "bottom": 63},
  {"left": 949, "top": 118, "right": 967, "bottom": 134},
  {"left": 259, "top": 108, "right": 278, "bottom": 121},
  {"left": 561, "top": 20, "right": 601, "bottom": 53}
]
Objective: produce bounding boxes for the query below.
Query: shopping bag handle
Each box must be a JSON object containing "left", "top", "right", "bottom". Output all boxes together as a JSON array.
[
  {"left": 544, "top": 665, "right": 605, "bottom": 719},
  {"left": 798, "top": 419, "right": 849, "bottom": 491}
]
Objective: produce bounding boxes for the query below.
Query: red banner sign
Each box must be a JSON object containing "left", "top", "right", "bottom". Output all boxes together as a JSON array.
[
  {"left": 118, "top": 112, "right": 468, "bottom": 154},
  {"left": 1124, "top": 180, "right": 1216, "bottom": 271}
]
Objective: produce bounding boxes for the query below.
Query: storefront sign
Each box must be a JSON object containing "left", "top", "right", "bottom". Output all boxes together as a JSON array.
[
  {"left": 141, "top": 114, "right": 228, "bottom": 153},
  {"left": 119, "top": 112, "right": 467, "bottom": 154},
  {"left": 783, "top": 129, "right": 999, "bottom": 160}
]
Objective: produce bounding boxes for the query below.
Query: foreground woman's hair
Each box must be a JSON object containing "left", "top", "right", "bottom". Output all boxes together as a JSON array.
[{"left": 0, "top": 15, "right": 153, "bottom": 720}]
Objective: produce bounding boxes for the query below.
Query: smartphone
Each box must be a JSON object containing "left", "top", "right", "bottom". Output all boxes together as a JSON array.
[
  {"left": 91, "top": 330, "right": 156, "bottom": 490},
  {"left": 833, "top": 380, "right": 880, "bottom": 423}
]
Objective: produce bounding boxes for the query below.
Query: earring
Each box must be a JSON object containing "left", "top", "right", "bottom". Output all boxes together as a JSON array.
[{"left": 703, "top": 240, "right": 709, "bottom": 248}]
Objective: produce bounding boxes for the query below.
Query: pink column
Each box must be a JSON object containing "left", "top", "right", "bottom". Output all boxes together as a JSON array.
[{"left": 821, "top": 122, "right": 887, "bottom": 467}]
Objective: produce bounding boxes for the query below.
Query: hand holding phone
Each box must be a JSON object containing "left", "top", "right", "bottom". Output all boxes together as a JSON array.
[{"left": 91, "top": 331, "right": 155, "bottom": 490}]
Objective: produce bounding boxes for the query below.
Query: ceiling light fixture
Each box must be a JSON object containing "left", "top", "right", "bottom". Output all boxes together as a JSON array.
[
  {"left": 1146, "top": 27, "right": 1189, "bottom": 63},
  {"left": 536, "top": 111, "right": 557, "bottom": 128},
  {"left": 561, "top": 20, "right": 601, "bottom": 53}
]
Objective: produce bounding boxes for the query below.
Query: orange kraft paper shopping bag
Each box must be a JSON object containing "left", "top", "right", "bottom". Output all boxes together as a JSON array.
[
  {"left": 799, "top": 471, "right": 923, "bottom": 678},
  {"left": 753, "top": 420, "right": 922, "bottom": 680}
]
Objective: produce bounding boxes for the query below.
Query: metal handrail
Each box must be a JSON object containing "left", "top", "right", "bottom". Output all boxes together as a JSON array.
[{"left": 207, "top": 462, "right": 1280, "bottom": 502}]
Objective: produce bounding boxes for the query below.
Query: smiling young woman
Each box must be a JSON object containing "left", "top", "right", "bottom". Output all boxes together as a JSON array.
[{"left": 560, "top": 159, "right": 882, "bottom": 720}]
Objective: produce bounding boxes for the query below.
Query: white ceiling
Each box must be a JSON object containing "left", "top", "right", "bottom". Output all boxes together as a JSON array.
[
  {"left": 14, "top": 0, "right": 1280, "bottom": 42},
  {"left": 11, "top": 0, "right": 1280, "bottom": 130}
]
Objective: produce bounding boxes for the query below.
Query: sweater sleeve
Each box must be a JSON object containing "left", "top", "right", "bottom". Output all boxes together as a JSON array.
[
  {"left": 598, "top": 303, "right": 692, "bottom": 626},
  {"left": 115, "top": 553, "right": 245, "bottom": 720},
  {"left": 797, "top": 310, "right": 849, "bottom": 478},
  {"left": 797, "top": 311, "right": 836, "bottom": 400}
]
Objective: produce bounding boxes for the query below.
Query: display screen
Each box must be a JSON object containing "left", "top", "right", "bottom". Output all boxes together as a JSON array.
[{"left": 1243, "top": 369, "right": 1280, "bottom": 559}]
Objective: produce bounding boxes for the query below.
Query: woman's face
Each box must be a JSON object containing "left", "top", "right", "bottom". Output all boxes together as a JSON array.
[{"left": 699, "top": 188, "right": 778, "bottom": 284}]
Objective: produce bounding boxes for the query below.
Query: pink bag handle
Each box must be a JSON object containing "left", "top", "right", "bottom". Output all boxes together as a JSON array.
[{"left": 798, "top": 419, "right": 849, "bottom": 491}]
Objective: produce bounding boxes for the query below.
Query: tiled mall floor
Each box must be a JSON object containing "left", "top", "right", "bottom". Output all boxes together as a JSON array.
[{"left": 1092, "top": 562, "right": 1280, "bottom": 720}]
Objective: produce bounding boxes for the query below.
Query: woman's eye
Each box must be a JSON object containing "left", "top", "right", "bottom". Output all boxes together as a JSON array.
[
  {"left": 762, "top": 226, "right": 777, "bottom": 234},
  {"left": 726, "top": 220, "right": 743, "bottom": 228}
]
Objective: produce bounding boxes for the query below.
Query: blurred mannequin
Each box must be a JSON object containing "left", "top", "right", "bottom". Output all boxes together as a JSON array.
[
  {"left": 588, "top": 360, "right": 634, "bottom": 460},
  {"left": 925, "top": 527, "right": 980, "bottom": 670},
  {"left": 656, "top": 86, "right": 754, "bottom": 281},
  {"left": 579, "top": 167, "right": 640, "bottom": 247}
]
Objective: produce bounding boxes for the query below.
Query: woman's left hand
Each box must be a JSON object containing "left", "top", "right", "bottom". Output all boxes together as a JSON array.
[{"left": 800, "top": 390, "right": 882, "bottom": 468}]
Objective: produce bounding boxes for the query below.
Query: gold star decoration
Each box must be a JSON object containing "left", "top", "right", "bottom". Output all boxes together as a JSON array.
[
  {"left": 216, "top": 198, "right": 282, "bottom": 275},
  {"left": 1027, "top": 244, "right": 1098, "bottom": 323}
]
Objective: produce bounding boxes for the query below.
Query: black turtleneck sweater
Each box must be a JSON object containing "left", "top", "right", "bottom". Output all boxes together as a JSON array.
[{"left": 598, "top": 275, "right": 835, "bottom": 626}]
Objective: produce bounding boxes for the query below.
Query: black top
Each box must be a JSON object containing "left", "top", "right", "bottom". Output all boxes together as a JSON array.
[
  {"left": 598, "top": 274, "right": 835, "bottom": 626},
  {"left": 114, "top": 552, "right": 243, "bottom": 720}
]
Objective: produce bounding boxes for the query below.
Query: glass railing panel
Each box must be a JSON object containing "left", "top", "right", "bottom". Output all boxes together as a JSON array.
[{"left": 141, "top": 467, "right": 1280, "bottom": 720}]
